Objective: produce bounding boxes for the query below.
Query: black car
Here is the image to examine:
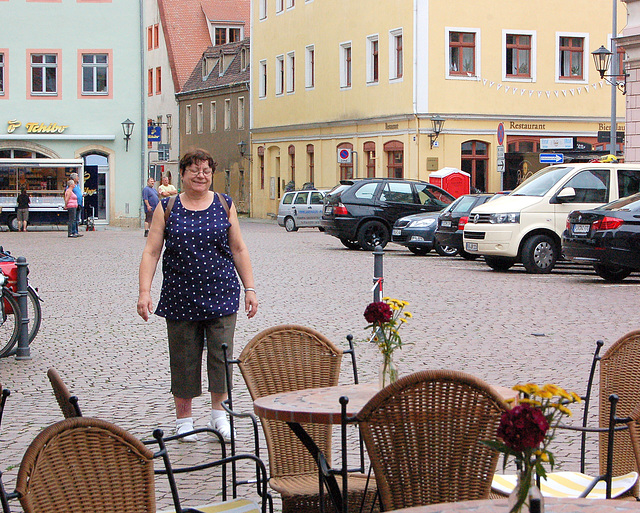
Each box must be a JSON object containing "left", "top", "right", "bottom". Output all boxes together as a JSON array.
[
  {"left": 434, "top": 193, "right": 496, "bottom": 260},
  {"left": 322, "top": 178, "right": 455, "bottom": 250},
  {"left": 391, "top": 211, "right": 458, "bottom": 256},
  {"left": 562, "top": 192, "right": 640, "bottom": 281}
]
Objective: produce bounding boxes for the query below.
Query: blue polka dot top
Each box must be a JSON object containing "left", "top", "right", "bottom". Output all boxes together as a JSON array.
[{"left": 155, "top": 193, "right": 240, "bottom": 320}]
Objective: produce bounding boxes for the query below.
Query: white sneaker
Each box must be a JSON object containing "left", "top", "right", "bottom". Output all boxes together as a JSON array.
[
  {"left": 175, "top": 419, "right": 198, "bottom": 442},
  {"left": 207, "top": 415, "right": 235, "bottom": 443}
]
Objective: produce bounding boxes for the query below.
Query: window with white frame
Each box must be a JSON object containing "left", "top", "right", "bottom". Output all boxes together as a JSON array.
[
  {"left": 241, "top": 47, "right": 249, "bottom": 71},
  {"left": 340, "top": 42, "right": 352, "bottom": 88},
  {"left": 286, "top": 51, "right": 295, "bottom": 93},
  {"left": 276, "top": 54, "right": 284, "bottom": 95},
  {"left": 82, "top": 53, "right": 109, "bottom": 94},
  {"left": 503, "top": 31, "right": 535, "bottom": 81},
  {"left": 31, "top": 53, "right": 58, "bottom": 94},
  {"left": 185, "top": 105, "right": 192, "bottom": 134},
  {"left": 557, "top": 34, "right": 587, "bottom": 81},
  {"left": 367, "top": 35, "right": 379, "bottom": 84},
  {"left": 0, "top": 53, "right": 4, "bottom": 95},
  {"left": 259, "top": 59, "right": 267, "bottom": 97},
  {"left": 305, "top": 45, "right": 314, "bottom": 89},
  {"left": 389, "top": 29, "right": 403, "bottom": 80},
  {"left": 210, "top": 101, "right": 216, "bottom": 132},
  {"left": 286, "top": 0, "right": 294, "bottom": 8},
  {"left": 213, "top": 25, "right": 243, "bottom": 45},
  {"left": 276, "top": 0, "right": 283, "bottom": 13},
  {"left": 196, "top": 103, "right": 203, "bottom": 133},
  {"left": 447, "top": 28, "right": 479, "bottom": 79},
  {"left": 259, "top": 0, "right": 267, "bottom": 19},
  {"left": 224, "top": 99, "right": 231, "bottom": 130},
  {"left": 238, "top": 97, "right": 245, "bottom": 129}
]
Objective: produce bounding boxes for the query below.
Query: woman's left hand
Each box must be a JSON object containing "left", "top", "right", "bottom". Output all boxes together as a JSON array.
[{"left": 245, "top": 291, "right": 258, "bottom": 319}]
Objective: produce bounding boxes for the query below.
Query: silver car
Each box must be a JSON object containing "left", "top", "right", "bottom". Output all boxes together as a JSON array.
[{"left": 277, "top": 190, "right": 328, "bottom": 232}]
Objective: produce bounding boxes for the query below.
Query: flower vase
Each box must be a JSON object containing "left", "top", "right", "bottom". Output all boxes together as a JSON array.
[
  {"left": 508, "top": 468, "right": 544, "bottom": 513},
  {"left": 379, "top": 353, "right": 398, "bottom": 388}
]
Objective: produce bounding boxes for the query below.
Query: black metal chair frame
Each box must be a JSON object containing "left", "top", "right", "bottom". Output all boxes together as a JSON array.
[{"left": 0, "top": 386, "right": 9, "bottom": 430}]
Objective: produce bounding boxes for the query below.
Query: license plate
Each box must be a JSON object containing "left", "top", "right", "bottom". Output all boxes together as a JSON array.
[
  {"left": 572, "top": 224, "right": 590, "bottom": 234},
  {"left": 392, "top": 229, "right": 401, "bottom": 236},
  {"left": 324, "top": 206, "right": 332, "bottom": 215},
  {"left": 441, "top": 220, "right": 452, "bottom": 227},
  {"left": 466, "top": 242, "right": 478, "bottom": 251}
]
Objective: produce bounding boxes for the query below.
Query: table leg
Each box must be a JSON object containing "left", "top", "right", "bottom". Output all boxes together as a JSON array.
[{"left": 286, "top": 421, "right": 344, "bottom": 513}]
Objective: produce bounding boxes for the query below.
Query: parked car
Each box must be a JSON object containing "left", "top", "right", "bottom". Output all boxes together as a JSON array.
[
  {"left": 322, "top": 178, "right": 455, "bottom": 251},
  {"left": 434, "top": 193, "right": 496, "bottom": 260},
  {"left": 277, "top": 189, "right": 328, "bottom": 232},
  {"left": 391, "top": 211, "right": 458, "bottom": 256},
  {"left": 562, "top": 192, "right": 640, "bottom": 282},
  {"left": 462, "top": 163, "right": 640, "bottom": 273}
]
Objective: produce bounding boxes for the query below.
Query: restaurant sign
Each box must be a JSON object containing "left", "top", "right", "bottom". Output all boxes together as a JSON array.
[{"left": 7, "top": 120, "right": 69, "bottom": 134}]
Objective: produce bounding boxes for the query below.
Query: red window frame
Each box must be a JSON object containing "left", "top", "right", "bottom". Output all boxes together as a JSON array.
[
  {"left": 559, "top": 37, "right": 583, "bottom": 80},
  {"left": 395, "top": 35, "right": 403, "bottom": 79},
  {"left": 147, "top": 68, "right": 153, "bottom": 96},
  {"left": 506, "top": 34, "right": 531, "bottom": 78},
  {"left": 155, "top": 66, "right": 161, "bottom": 94},
  {"left": 449, "top": 32, "right": 475, "bottom": 75}
]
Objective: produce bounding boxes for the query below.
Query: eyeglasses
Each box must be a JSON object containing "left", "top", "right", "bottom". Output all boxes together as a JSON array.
[{"left": 186, "top": 168, "right": 212, "bottom": 176}]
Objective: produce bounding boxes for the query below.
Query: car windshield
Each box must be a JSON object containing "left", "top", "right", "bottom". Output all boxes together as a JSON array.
[
  {"left": 511, "top": 166, "right": 575, "bottom": 197},
  {"left": 451, "top": 195, "right": 478, "bottom": 213},
  {"left": 326, "top": 184, "right": 351, "bottom": 197},
  {"left": 598, "top": 192, "right": 640, "bottom": 212}
]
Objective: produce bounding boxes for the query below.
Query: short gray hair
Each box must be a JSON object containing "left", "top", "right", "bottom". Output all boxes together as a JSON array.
[{"left": 70, "top": 172, "right": 79, "bottom": 181}]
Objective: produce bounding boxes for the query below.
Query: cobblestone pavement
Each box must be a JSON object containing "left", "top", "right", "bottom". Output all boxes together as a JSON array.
[{"left": 0, "top": 220, "right": 638, "bottom": 511}]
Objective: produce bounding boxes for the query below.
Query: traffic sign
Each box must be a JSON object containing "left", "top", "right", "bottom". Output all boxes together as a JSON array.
[
  {"left": 337, "top": 148, "right": 352, "bottom": 164},
  {"left": 539, "top": 153, "right": 564, "bottom": 164},
  {"left": 497, "top": 123, "right": 505, "bottom": 146}
]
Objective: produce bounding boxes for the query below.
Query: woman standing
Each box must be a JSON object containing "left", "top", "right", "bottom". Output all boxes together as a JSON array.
[
  {"left": 16, "top": 188, "right": 30, "bottom": 232},
  {"left": 137, "top": 149, "right": 257, "bottom": 442},
  {"left": 64, "top": 179, "right": 79, "bottom": 238}
]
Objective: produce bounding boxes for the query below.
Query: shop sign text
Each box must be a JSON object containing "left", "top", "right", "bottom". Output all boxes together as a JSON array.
[{"left": 7, "top": 120, "right": 69, "bottom": 134}]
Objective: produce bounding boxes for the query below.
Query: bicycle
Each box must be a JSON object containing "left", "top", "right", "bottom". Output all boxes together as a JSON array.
[
  {"left": 0, "top": 248, "right": 42, "bottom": 357},
  {"left": 0, "top": 270, "right": 22, "bottom": 357}
]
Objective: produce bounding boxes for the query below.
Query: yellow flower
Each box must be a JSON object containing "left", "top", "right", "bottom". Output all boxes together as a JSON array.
[
  {"left": 556, "top": 387, "right": 574, "bottom": 401},
  {"left": 403, "top": 311, "right": 413, "bottom": 318},
  {"left": 551, "top": 403, "right": 573, "bottom": 416},
  {"left": 389, "top": 304, "right": 400, "bottom": 311},
  {"left": 535, "top": 450, "right": 550, "bottom": 462},
  {"left": 570, "top": 392, "right": 582, "bottom": 403},
  {"left": 519, "top": 398, "right": 542, "bottom": 407},
  {"left": 399, "top": 318, "right": 407, "bottom": 324},
  {"left": 538, "top": 389, "right": 553, "bottom": 399},
  {"left": 401, "top": 300, "right": 410, "bottom": 307},
  {"left": 542, "top": 384, "right": 560, "bottom": 396},
  {"left": 514, "top": 384, "right": 540, "bottom": 396},
  {"left": 382, "top": 297, "right": 390, "bottom": 301}
]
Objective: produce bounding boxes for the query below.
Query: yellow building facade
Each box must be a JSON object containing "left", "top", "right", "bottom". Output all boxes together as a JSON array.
[{"left": 250, "top": 0, "right": 627, "bottom": 218}]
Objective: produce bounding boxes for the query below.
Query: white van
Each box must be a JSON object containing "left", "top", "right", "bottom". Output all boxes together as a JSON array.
[
  {"left": 277, "top": 189, "right": 328, "bottom": 232},
  {"left": 462, "top": 163, "right": 640, "bottom": 273}
]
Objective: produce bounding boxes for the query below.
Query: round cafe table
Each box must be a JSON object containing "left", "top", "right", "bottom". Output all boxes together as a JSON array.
[{"left": 390, "top": 497, "right": 640, "bottom": 513}]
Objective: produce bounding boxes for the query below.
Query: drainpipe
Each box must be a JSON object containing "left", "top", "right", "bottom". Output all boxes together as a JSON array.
[{"left": 139, "top": 0, "right": 146, "bottom": 227}]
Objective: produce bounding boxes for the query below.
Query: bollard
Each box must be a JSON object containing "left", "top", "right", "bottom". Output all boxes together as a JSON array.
[
  {"left": 15, "top": 256, "right": 30, "bottom": 360},
  {"left": 372, "top": 245, "right": 384, "bottom": 302}
]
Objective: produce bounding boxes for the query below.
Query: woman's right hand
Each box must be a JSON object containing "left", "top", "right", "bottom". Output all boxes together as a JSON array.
[{"left": 137, "top": 293, "right": 153, "bottom": 321}]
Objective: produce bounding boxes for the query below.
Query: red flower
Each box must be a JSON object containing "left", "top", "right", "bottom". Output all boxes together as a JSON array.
[
  {"left": 364, "top": 301, "right": 392, "bottom": 324},
  {"left": 497, "top": 404, "right": 549, "bottom": 452}
]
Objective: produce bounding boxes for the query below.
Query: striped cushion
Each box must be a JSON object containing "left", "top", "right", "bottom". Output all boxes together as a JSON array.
[
  {"left": 492, "top": 471, "right": 638, "bottom": 499},
  {"left": 158, "top": 497, "right": 261, "bottom": 513}
]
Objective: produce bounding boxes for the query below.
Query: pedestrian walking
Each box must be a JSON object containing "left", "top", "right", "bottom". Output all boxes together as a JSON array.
[
  {"left": 16, "top": 188, "right": 30, "bottom": 232},
  {"left": 142, "top": 177, "right": 159, "bottom": 237},
  {"left": 137, "top": 149, "right": 258, "bottom": 442},
  {"left": 64, "top": 179, "right": 82, "bottom": 238}
]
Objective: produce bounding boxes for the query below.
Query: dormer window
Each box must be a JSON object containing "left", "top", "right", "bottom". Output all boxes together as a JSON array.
[
  {"left": 220, "top": 53, "right": 234, "bottom": 76},
  {"left": 202, "top": 55, "right": 218, "bottom": 79},
  {"left": 211, "top": 24, "right": 244, "bottom": 46},
  {"left": 241, "top": 48, "right": 250, "bottom": 71}
]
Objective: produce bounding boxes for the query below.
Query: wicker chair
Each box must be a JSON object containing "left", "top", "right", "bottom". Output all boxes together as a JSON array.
[
  {"left": 237, "top": 325, "right": 376, "bottom": 513},
  {"left": 46, "top": 367, "right": 82, "bottom": 418},
  {"left": 349, "top": 370, "right": 508, "bottom": 511}
]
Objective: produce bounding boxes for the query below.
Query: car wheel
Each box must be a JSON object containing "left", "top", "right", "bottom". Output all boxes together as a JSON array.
[
  {"left": 284, "top": 217, "right": 298, "bottom": 232},
  {"left": 593, "top": 263, "right": 633, "bottom": 282},
  {"left": 521, "top": 234, "right": 557, "bottom": 274},
  {"left": 485, "top": 255, "right": 516, "bottom": 272},
  {"left": 339, "top": 237, "right": 361, "bottom": 250},
  {"left": 460, "top": 249, "right": 479, "bottom": 261},
  {"left": 435, "top": 241, "right": 458, "bottom": 257},
  {"left": 408, "top": 246, "right": 430, "bottom": 256},
  {"left": 357, "top": 221, "right": 390, "bottom": 251}
]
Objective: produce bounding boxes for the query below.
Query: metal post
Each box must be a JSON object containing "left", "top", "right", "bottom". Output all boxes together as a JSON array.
[
  {"left": 373, "top": 245, "right": 384, "bottom": 302},
  {"left": 15, "top": 256, "right": 30, "bottom": 360},
  {"left": 610, "top": 0, "right": 618, "bottom": 156}
]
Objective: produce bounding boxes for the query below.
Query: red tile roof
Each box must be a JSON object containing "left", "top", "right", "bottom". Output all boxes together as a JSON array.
[{"left": 158, "top": 0, "right": 249, "bottom": 93}]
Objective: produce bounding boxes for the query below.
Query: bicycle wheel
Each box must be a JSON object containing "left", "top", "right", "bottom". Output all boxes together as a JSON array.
[
  {"left": 26, "top": 286, "right": 42, "bottom": 343},
  {"left": 0, "top": 289, "right": 21, "bottom": 358}
]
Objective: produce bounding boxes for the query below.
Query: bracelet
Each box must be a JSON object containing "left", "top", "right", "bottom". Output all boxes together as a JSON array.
[{"left": 244, "top": 288, "right": 256, "bottom": 294}]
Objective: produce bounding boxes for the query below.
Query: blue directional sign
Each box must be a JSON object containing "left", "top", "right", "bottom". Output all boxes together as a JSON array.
[{"left": 539, "top": 153, "right": 564, "bottom": 164}]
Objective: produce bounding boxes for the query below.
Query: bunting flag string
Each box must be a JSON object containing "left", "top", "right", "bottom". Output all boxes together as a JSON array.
[{"left": 474, "top": 76, "right": 606, "bottom": 99}]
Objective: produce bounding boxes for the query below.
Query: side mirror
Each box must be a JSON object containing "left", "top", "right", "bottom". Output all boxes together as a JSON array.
[{"left": 556, "top": 187, "right": 576, "bottom": 202}]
